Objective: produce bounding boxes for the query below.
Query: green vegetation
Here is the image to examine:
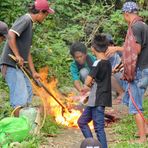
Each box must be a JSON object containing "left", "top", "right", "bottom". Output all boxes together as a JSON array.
[
  {"left": 0, "top": 99, "right": 61, "bottom": 147},
  {"left": 41, "top": 115, "right": 62, "bottom": 135},
  {"left": 0, "top": 0, "right": 147, "bottom": 88},
  {"left": 0, "top": 0, "right": 148, "bottom": 147},
  {"left": 14, "top": 134, "right": 45, "bottom": 148},
  {"left": 19, "top": 116, "right": 62, "bottom": 147},
  {"left": 110, "top": 98, "right": 148, "bottom": 148}
]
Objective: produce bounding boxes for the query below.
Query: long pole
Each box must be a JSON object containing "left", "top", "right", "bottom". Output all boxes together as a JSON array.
[{"left": 8, "top": 54, "right": 70, "bottom": 114}]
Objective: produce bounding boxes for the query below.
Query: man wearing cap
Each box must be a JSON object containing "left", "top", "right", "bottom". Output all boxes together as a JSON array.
[
  {"left": 0, "top": 21, "right": 8, "bottom": 44},
  {"left": 106, "top": 1, "right": 148, "bottom": 143},
  {"left": 0, "top": 0, "right": 54, "bottom": 116}
]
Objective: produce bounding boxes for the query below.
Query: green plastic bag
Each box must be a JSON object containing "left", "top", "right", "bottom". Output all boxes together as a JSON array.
[{"left": 0, "top": 117, "right": 30, "bottom": 147}]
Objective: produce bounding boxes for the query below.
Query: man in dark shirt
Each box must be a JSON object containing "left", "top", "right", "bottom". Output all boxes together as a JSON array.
[
  {"left": 0, "top": 0, "right": 54, "bottom": 116},
  {"left": 106, "top": 1, "right": 148, "bottom": 143},
  {"left": 78, "top": 34, "right": 112, "bottom": 148}
]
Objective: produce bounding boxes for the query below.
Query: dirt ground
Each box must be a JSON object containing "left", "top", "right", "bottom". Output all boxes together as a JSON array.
[{"left": 41, "top": 99, "right": 129, "bottom": 148}]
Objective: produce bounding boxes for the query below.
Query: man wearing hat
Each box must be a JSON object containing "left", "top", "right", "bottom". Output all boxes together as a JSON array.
[
  {"left": 0, "top": 21, "right": 8, "bottom": 44},
  {"left": 106, "top": 1, "right": 148, "bottom": 143},
  {"left": 0, "top": 0, "right": 54, "bottom": 116}
]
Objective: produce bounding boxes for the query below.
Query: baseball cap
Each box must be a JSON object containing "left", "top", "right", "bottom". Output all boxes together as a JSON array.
[
  {"left": 0, "top": 21, "right": 8, "bottom": 38},
  {"left": 122, "top": 2, "right": 139, "bottom": 13},
  {"left": 35, "top": 0, "right": 55, "bottom": 14},
  {"left": 80, "top": 138, "right": 102, "bottom": 148}
]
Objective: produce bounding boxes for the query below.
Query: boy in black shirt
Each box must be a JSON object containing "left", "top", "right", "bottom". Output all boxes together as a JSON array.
[{"left": 78, "top": 34, "right": 112, "bottom": 148}]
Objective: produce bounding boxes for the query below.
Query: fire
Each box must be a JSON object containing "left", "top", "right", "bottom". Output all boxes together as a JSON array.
[{"left": 33, "top": 67, "right": 82, "bottom": 127}]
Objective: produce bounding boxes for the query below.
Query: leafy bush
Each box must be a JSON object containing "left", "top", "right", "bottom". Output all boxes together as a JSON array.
[
  {"left": 0, "top": 0, "right": 148, "bottom": 89},
  {"left": 0, "top": 85, "right": 12, "bottom": 120},
  {"left": 0, "top": 0, "right": 148, "bottom": 147},
  {"left": 41, "top": 115, "right": 62, "bottom": 134},
  {"left": 110, "top": 98, "right": 148, "bottom": 148}
]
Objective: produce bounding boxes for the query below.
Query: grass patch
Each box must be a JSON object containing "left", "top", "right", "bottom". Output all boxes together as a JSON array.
[
  {"left": 0, "top": 93, "right": 12, "bottom": 120},
  {"left": 0, "top": 94, "right": 62, "bottom": 147},
  {"left": 41, "top": 115, "right": 63, "bottom": 135},
  {"left": 19, "top": 116, "right": 63, "bottom": 147},
  {"left": 109, "top": 97, "right": 148, "bottom": 148},
  {"left": 19, "top": 134, "right": 45, "bottom": 148}
]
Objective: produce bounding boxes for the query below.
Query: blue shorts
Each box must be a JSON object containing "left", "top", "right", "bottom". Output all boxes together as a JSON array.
[
  {"left": 114, "top": 72, "right": 127, "bottom": 90},
  {"left": 138, "top": 68, "right": 148, "bottom": 89},
  {"left": 123, "top": 68, "right": 148, "bottom": 114},
  {"left": 5, "top": 66, "right": 33, "bottom": 108}
]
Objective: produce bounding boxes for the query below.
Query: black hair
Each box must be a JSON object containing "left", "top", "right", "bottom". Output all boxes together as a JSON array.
[
  {"left": 70, "top": 42, "right": 87, "bottom": 57},
  {"left": 0, "top": 33, "right": 3, "bottom": 37},
  {"left": 28, "top": 3, "right": 48, "bottom": 14},
  {"left": 0, "top": 33, "right": 5, "bottom": 38},
  {"left": 106, "top": 34, "right": 114, "bottom": 45},
  {"left": 109, "top": 40, "right": 114, "bottom": 45},
  {"left": 91, "top": 34, "right": 109, "bottom": 52}
]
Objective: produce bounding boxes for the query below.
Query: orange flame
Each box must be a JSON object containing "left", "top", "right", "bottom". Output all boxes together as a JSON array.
[{"left": 33, "top": 67, "right": 82, "bottom": 127}]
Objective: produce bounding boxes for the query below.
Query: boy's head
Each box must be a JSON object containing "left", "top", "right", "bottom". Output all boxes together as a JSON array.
[
  {"left": 0, "top": 21, "right": 8, "bottom": 44},
  {"left": 91, "top": 34, "right": 109, "bottom": 54},
  {"left": 70, "top": 42, "right": 87, "bottom": 65},
  {"left": 106, "top": 34, "right": 114, "bottom": 46},
  {"left": 28, "top": 0, "right": 55, "bottom": 23}
]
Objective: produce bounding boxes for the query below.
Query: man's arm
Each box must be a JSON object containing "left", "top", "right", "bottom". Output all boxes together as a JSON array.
[
  {"left": 8, "top": 17, "right": 28, "bottom": 66},
  {"left": 84, "top": 75, "right": 93, "bottom": 87},
  {"left": 105, "top": 46, "right": 124, "bottom": 57},
  {"left": 74, "top": 80, "right": 83, "bottom": 92},
  {"left": 132, "top": 23, "right": 142, "bottom": 54},
  {"left": 106, "top": 22, "right": 143, "bottom": 58},
  {"left": 79, "top": 75, "right": 92, "bottom": 94},
  {"left": 135, "top": 43, "right": 141, "bottom": 54},
  {"left": 28, "top": 52, "right": 36, "bottom": 74},
  {"left": 28, "top": 52, "right": 40, "bottom": 79},
  {"left": 70, "top": 62, "right": 83, "bottom": 92},
  {"left": 8, "top": 31, "right": 24, "bottom": 66}
]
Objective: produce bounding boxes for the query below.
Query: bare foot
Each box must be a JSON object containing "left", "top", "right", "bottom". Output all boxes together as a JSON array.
[{"left": 135, "top": 130, "right": 148, "bottom": 137}]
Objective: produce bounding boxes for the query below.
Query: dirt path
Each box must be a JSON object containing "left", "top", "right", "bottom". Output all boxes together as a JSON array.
[
  {"left": 41, "top": 99, "right": 129, "bottom": 148},
  {"left": 41, "top": 127, "right": 119, "bottom": 148}
]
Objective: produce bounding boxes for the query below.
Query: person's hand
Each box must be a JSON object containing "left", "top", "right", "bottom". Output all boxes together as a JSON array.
[
  {"left": 16, "top": 55, "right": 24, "bottom": 67},
  {"left": 80, "top": 85, "right": 90, "bottom": 95},
  {"left": 112, "top": 62, "right": 124, "bottom": 74},
  {"left": 105, "top": 46, "right": 117, "bottom": 58},
  {"left": 32, "top": 72, "right": 41, "bottom": 81}
]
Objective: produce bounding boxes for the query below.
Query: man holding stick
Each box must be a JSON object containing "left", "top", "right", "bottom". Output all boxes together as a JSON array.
[{"left": 0, "top": 0, "right": 54, "bottom": 116}]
